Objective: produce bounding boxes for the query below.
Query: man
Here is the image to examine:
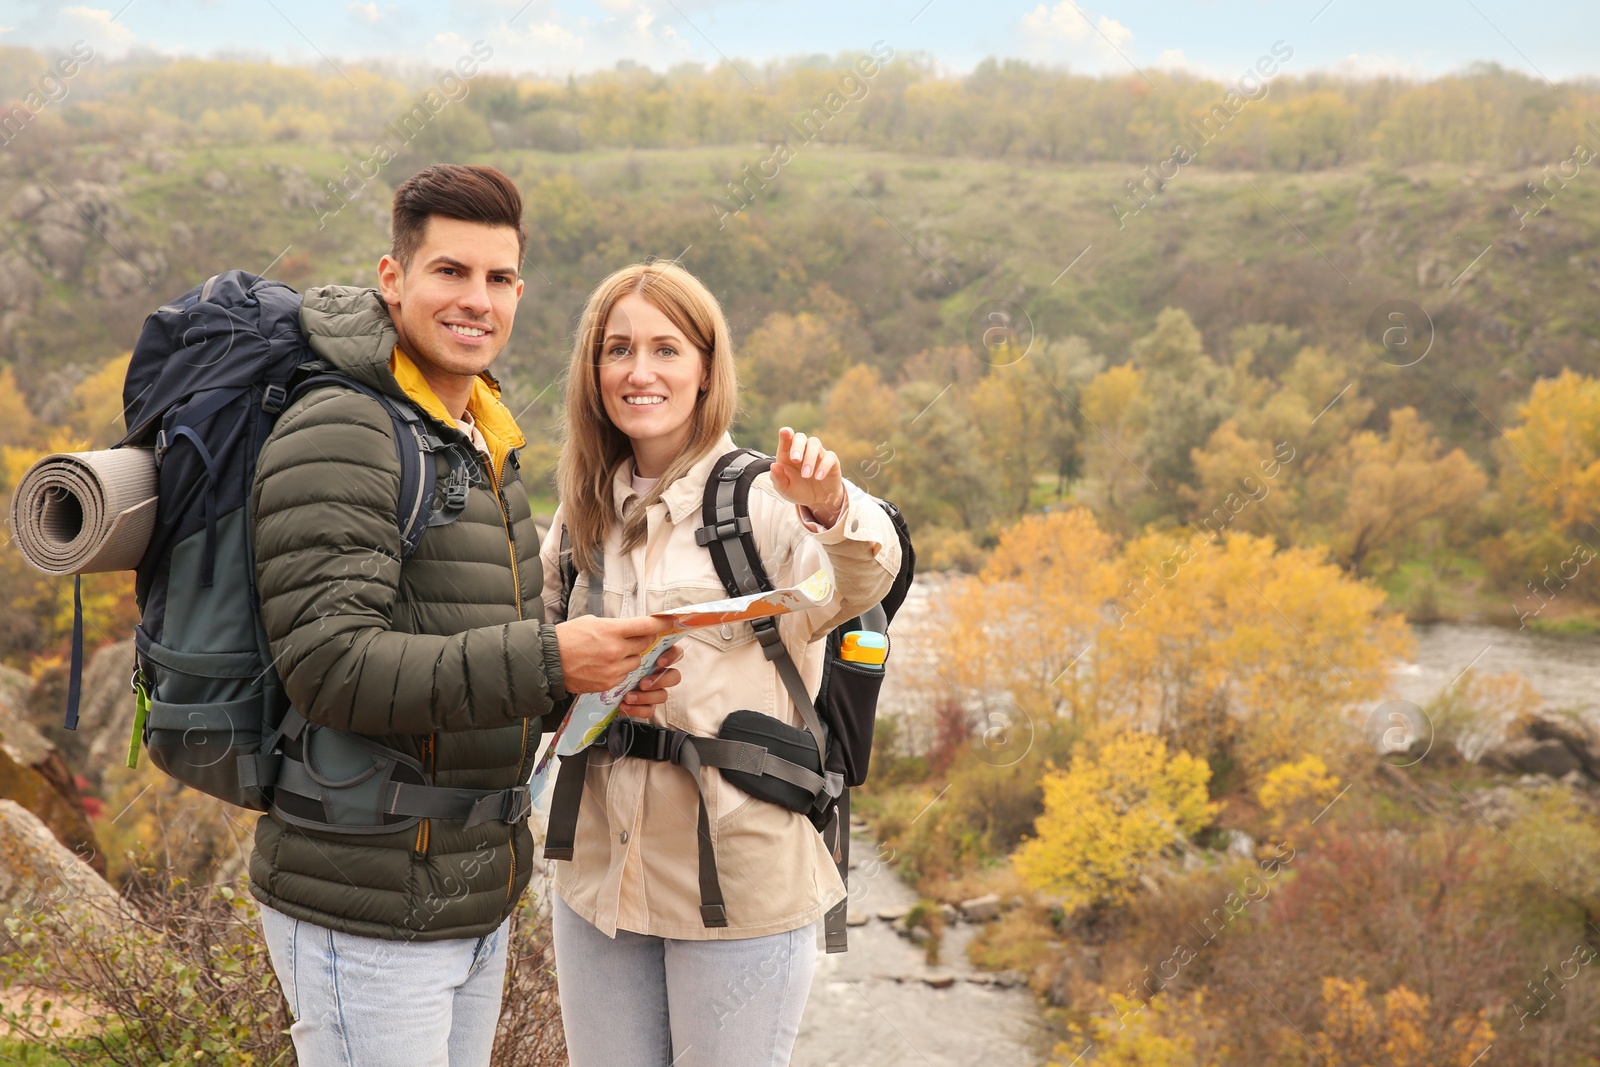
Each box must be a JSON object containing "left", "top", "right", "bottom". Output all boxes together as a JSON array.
[{"left": 248, "top": 163, "right": 678, "bottom": 1065}]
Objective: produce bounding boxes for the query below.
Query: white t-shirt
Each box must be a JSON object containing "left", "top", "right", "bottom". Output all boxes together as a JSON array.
[{"left": 456, "top": 409, "right": 489, "bottom": 457}]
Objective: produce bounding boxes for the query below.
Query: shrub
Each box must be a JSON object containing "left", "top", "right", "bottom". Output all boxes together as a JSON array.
[
  {"left": 489, "top": 895, "right": 568, "bottom": 1067},
  {"left": 0, "top": 856, "right": 567, "bottom": 1066},
  {"left": 1014, "top": 727, "right": 1215, "bottom": 912},
  {"left": 0, "top": 871, "right": 292, "bottom": 1066},
  {"left": 1317, "top": 976, "right": 1494, "bottom": 1067},
  {"left": 1256, "top": 753, "right": 1341, "bottom": 833}
]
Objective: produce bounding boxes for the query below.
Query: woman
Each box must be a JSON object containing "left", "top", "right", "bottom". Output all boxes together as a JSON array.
[{"left": 539, "top": 261, "right": 901, "bottom": 1066}]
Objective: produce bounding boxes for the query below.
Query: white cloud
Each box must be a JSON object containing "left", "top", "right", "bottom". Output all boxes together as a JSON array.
[
  {"left": 59, "top": 6, "right": 137, "bottom": 52},
  {"left": 348, "top": 3, "right": 396, "bottom": 25},
  {"left": 1021, "top": 2, "right": 1136, "bottom": 72},
  {"left": 1324, "top": 52, "right": 1425, "bottom": 79}
]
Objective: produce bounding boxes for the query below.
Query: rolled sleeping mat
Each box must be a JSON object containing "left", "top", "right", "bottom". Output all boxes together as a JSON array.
[{"left": 10, "top": 448, "right": 158, "bottom": 575}]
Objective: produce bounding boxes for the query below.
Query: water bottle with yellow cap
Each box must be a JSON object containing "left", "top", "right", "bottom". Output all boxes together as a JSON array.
[{"left": 840, "top": 630, "right": 888, "bottom": 668}]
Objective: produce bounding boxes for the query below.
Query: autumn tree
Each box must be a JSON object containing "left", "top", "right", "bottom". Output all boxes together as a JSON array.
[
  {"left": 1130, "top": 309, "right": 1231, "bottom": 521},
  {"left": 1487, "top": 370, "right": 1600, "bottom": 601},
  {"left": 1013, "top": 726, "right": 1215, "bottom": 911},
  {"left": 932, "top": 508, "right": 1407, "bottom": 774},
  {"left": 966, "top": 360, "right": 1059, "bottom": 517},
  {"left": 1311, "top": 407, "right": 1487, "bottom": 575},
  {"left": 937, "top": 507, "right": 1120, "bottom": 725},
  {"left": 1077, "top": 363, "right": 1151, "bottom": 530},
  {"left": 820, "top": 363, "right": 901, "bottom": 495},
  {"left": 1101, "top": 530, "right": 1409, "bottom": 773}
]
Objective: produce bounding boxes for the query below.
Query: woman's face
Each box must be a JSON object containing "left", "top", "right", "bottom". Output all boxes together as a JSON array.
[{"left": 597, "top": 293, "right": 709, "bottom": 462}]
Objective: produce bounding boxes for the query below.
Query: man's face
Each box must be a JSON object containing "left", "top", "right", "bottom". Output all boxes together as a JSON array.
[{"left": 376, "top": 216, "right": 524, "bottom": 380}]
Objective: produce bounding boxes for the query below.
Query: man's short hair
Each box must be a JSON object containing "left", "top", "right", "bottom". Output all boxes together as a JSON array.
[{"left": 390, "top": 164, "right": 526, "bottom": 269}]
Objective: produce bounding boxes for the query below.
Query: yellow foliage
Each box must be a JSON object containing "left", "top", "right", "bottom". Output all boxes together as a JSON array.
[
  {"left": 930, "top": 505, "right": 1407, "bottom": 774},
  {"left": 95, "top": 756, "right": 256, "bottom": 886},
  {"left": 65, "top": 351, "right": 133, "bottom": 447},
  {"left": 938, "top": 508, "right": 1120, "bottom": 724},
  {"left": 1013, "top": 726, "right": 1215, "bottom": 910},
  {"left": 821, "top": 364, "right": 900, "bottom": 494},
  {"left": 1256, "top": 754, "right": 1341, "bottom": 832},
  {"left": 967, "top": 363, "right": 1056, "bottom": 516},
  {"left": 737, "top": 310, "right": 848, "bottom": 426},
  {"left": 1322, "top": 407, "right": 1487, "bottom": 574},
  {"left": 0, "top": 366, "right": 39, "bottom": 449},
  {"left": 1318, "top": 977, "right": 1494, "bottom": 1067},
  {"left": 1078, "top": 363, "right": 1150, "bottom": 523},
  {"left": 1059, "top": 990, "right": 1215, "bottom": 1067},
  {"left": 1102, "top": 529, "right": 1409, "bottom": 773},
  {"left": 1500, "top": 368, "right": 1600, "bottom": 538}
]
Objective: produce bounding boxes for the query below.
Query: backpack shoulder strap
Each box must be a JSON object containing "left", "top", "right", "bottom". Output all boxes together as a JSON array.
[
  {"left": 556, "top": 523, "right": 604, "bottom": 621},
  {"left": 285, "top": 371, "right": 437, "bottom": 560},
  {"left": 695, "top": 447, "right": 835, "bottom": 793},
  {"left": 696, "top": 448, "right": 774, "bottom": 597}
]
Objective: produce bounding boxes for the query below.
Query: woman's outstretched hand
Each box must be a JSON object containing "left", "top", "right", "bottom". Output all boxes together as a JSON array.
[{"left": 771, "top": 427, "right": 846, "bottom": 529}]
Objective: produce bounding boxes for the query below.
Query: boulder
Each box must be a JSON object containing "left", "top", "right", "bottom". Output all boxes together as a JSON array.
[
  {"left": 10, "top": 184, "right": 49, "bottom": 220},
  {"left": 876, "top": 905, "right": 909, "bottom": 923},
  {"left": 959, "top": 893, "right": 1002, "bottom": 923},
  {"left": 0, "top": 694, "right": 102, "bottom": 874},
  {"left": 921, "top": 973, "right": 956, "bottom": 990},
  {"left": 1483, "top": 737, "right": 1581, "bottom": 779},
  {"left": 49, "top": 639, "right": 135, "bottom": 789},
  {"left": 844, "top": 909, "right": 869, "bottom": 928},
  {"left": 0, "top": 800, "right": 119, "bottom": 929},
  {"left": 1223, "top": 829, "right": 1255, "bottom": 859},
  {"left": 0, "top": 253, "right": 41, "bottom": 313},
  {"left": 1524, "top": 711, "right": 1600, "bottom": 778}
]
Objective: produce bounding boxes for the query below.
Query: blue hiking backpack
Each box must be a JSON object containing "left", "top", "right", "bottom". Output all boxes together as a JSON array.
[{"left": 92, "top": 270, "right": 525, "bottom": 833}]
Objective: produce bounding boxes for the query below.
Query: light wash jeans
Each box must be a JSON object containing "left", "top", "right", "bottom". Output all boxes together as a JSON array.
[
  {"left": 258, "top": 903, "right": 509, "bottom": 1067},
  {"left": 552, "top": 893, "right": 818, "bottom": 1067}
]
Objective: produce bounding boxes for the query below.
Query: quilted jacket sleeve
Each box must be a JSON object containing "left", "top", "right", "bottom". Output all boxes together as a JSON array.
[{"left": 250, "top": 389, "right": 566, "bottom": 735}]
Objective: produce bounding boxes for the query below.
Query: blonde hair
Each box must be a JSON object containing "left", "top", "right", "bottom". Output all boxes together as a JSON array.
[{"left": 557, "top": 261, "right": 738, "bottom": 577}]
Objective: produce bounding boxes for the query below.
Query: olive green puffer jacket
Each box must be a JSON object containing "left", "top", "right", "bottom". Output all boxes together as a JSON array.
[{"left": 247, "top": 285, "right": 566, "bottom": 941}]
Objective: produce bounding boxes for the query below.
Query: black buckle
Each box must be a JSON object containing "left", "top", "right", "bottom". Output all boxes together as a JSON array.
[
  {"left": 153, "top": 429, "right": 168, "bottom": 465},
  {"left": 701, "top": 903, "right": 729, "bottom": 927},
  {"left": 605, "top": 718, "right": 684, "bottom": 762},
  {"left": 752, "top": 619, "right": 784, "bottom": 661},
  {"left": 442, "top": 464, "right": 471, "bottom": 510},
  {"left": 694, "top": 516, "right": 753, "bottom": 546},
  {"left": 262, "top": 382, "right": 288, "bottom": 414}
]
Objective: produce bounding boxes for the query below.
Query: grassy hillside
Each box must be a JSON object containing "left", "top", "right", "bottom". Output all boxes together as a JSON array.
[{"left": 4, "top": 140, "right": 1596, "bottom": 464}]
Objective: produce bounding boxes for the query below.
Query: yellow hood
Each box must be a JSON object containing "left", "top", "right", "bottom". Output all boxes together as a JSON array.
[{"left": 388, "top": 346, "right": 527, "bottom": 481}]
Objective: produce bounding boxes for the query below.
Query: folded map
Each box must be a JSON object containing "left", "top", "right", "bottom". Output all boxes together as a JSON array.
[{"left": 530, "top": 568, "right": 834, "bottom": 787}]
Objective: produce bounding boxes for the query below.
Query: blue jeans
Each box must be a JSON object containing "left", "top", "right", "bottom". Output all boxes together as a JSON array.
[
  {"left": 551, "top": 893, "right": 818, "bottom": 1067},
  {"left": 257, "top": 904, "right": 509, "bottom": 1067}
]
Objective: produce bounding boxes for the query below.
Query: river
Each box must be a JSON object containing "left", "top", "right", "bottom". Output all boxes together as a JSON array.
[{"left": 1387, "top": 621, "right": 1600, "bottom": 716}]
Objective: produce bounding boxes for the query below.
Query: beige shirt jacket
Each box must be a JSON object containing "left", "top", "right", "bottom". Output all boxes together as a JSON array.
[{"left": 539, "top": 435, "right": 902, "bottom": 940}]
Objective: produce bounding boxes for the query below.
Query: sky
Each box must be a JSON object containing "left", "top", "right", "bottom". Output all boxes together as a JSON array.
[{"left": 0, "top": 0, "right": 1594, "bottom": 83}]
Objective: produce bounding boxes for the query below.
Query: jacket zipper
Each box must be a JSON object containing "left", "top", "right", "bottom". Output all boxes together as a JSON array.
[
  {"left": 414, "top": 733, "right": 433, "bottom": 855},
  {"left": 489, "top": 451, "right": 527, "bottom": 905}
]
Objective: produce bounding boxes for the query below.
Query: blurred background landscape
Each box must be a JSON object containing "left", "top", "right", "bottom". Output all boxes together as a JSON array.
[{"left": 1, "top": 12, "right": 1600, "bottom": 1064}]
